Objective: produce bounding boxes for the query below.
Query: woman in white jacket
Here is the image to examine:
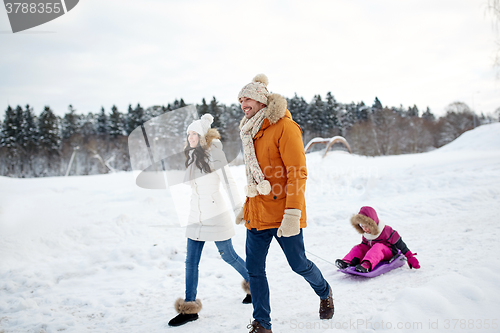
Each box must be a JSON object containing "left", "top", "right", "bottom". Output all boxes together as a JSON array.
[{"left": 168, "top": 114, "right": 250, "bottom": 327}]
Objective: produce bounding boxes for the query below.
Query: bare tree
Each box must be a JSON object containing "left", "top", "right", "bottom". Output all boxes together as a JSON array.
[
  {"left": 489, "top": 0, "right": 500, "bottom": 77},
  {"left": 437, "top": 102, "right": 475, "bottom": 147}
]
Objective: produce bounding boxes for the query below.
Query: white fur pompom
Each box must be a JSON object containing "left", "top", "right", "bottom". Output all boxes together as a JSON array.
[
  {"left": 253, "top": 74, "right": 269, "bottom": 87},
  {"left": 257, "top": 180, "right": 271, "bottom": 195},
  {"left": 201, "top": 113, "right": 214, "bottom": 125}
]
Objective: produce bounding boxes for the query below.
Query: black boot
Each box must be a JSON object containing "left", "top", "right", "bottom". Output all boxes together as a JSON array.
[
  {"left": 354, "top": 264, "right": 368, "bottom": 273},
  {"left": 169, "top": 298, "right": 202, "bottom": 327},
  {"left": 242, "top": 280, "right": 252, "bottom": 304},
  {"left": 242, "top": 294, "right": 252, "bottom": 304},
  {"left": 335, "top": 259, "right": 349, "bottom": 269},
  {"left": 355, "top": 261, "right": 371, "bottom": 273},
  {"left": 168, "top": 313, "right": 198, "bottom": 326}
]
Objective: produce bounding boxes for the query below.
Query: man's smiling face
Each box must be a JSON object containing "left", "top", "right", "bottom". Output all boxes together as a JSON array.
[{"left": 239, "top": 97, "right": 266, "bottom": 119}]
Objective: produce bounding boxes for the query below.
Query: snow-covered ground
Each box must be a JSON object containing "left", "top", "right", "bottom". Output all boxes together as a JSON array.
[{"left": 1, "top": 123, "right": 500, "bottom": 333}]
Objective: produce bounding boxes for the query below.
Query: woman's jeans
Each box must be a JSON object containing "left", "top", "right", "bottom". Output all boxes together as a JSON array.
[
  {"left": 185, "top": 238, "right": 249, "bottom": 302},
  {"left": 246, "top": 228, "right": 330, "bottom": 330}
]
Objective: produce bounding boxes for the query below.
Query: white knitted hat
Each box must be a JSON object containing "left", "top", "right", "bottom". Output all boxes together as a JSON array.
[
  {"left": 238, "top": 74, "right": 269, "bottom": 105},
  {"left": 187, "top": 113, "right": 214, "bottom": 136},
  {"left": 187, "top": 113, "right": 214, "bottom": 146}
]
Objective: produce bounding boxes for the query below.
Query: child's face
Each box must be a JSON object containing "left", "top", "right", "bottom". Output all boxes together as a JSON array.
[{"left": 360, "top": 224, "right": 371, "bottom": 234}]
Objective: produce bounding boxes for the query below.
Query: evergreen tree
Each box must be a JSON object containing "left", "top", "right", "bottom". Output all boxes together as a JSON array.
[
  {"left": 306, "top": 95, "right": 325, "bottom": 138},
  {"left": 109, "top": 105, "right": 124, "bottom": 138},
  {"left": 38, "top": 106, "right": 61, "bottom": 154},
  {"left": 287, "top": 93, "right": 308, "bottom": 130},
  {"left": 125, "top": 104, "right": 134, "bottom": 134},
  {"left": 340, "top": 103, "right": 358, "bottom": 136},
  {"left": 125, "top": 104, "right": 145, "bottom": 135},
  {"left": 208, "top": 96, "right": 222, "bottom": 130},
  {"left": 145, "top": 105, "right": 165, "bottom": 119},
  {"left": 357, "top": 102, "right": 370, "bottom": 121},
  {"left": 421, "top": 107, "right": 435, "bottom": 122},
  {"left": 1, "top": 106, "right": 17, "bottom": 148},
  {"left": 134, "top": 103, "right": 145, "bottom": 126},
  {"left": 0, "top": 105, "right": 20, "bottom": 176},
  {"left": 172, "top": 100, "right": 181, "bottom": 110},
  {"left": 20, "top": 104, "right": 38, "bottom": 152},
  {"left": 372, "top": 97, "right": 383, "bottom": 109},
  {"left": 198, "top": 98, "right": 209, "bottom": 117},
  {"left": 407, "top": 105, "right": 419, "bottom": 117},
  {"left": 325, "top": 92, "right": 341, "bottom": 136},
  {"left": 13, "top": 106, "right": 24, "bottom": 146},
  {"left": 61, "top": 104, "right": 79, "bottom": 139},
  {"left": 96, "top": 107, "right": 109, "bottom": 136},
  {"left": 79, "top": 112, "right": 97, "bottom": 138}
]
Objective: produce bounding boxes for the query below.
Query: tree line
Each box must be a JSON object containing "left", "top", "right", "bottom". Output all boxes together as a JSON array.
[{"left": 0, "top": 94, "right": 497, "bottom": 178}]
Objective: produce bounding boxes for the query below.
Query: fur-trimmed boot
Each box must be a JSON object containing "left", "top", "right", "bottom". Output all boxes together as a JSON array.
[
  {"left": 168, "top": 298, "right": 202, "bottom": 327},
  {"left": 242, "top": 280, "right": 252, "bottom": 304}
]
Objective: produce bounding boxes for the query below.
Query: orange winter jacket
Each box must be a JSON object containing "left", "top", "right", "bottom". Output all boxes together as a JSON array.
[{"left": 242, "top": 95, "right": 307, "bottom": 230}]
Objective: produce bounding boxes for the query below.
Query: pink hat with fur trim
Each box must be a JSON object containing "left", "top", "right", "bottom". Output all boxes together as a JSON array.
[
  {"left": 358, "top": 206, "right": 379, "bottom": 225},
  {"left": 350, "top": 206, "right": 380, "bottom": 235}
]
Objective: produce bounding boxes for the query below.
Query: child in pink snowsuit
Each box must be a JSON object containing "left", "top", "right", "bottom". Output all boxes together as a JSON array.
[{"left": 336, "top": 206, "right": 420, "bottom": 273}]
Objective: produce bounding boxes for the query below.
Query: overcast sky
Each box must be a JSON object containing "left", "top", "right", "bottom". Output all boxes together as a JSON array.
[{"left": 0, "top": 0, "right": 498, "bottom": 118}]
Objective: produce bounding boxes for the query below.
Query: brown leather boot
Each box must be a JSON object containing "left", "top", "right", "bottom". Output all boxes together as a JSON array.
[
  {"left": 319, "top": 286, "right": 334, "bottom": 319},
  {"left": 247, "top": 320, "right": 272, "bottom": 333}
]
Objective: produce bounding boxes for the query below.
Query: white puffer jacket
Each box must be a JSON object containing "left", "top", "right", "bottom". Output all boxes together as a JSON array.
[{"left": 185, "top": 139, "right": 241, "bottom": 241}]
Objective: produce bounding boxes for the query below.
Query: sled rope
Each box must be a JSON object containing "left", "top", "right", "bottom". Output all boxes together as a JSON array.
[{"left": 305, "top": 250, "right": 337, "bottom": 267}]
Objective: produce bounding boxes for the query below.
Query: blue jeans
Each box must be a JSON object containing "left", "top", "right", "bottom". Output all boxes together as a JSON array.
[
  {"left": 246, "top": 228, "right": 330, "bottom": 330},
  {"left": 185, "top": 238, "right": 249, "bottom": 302}
]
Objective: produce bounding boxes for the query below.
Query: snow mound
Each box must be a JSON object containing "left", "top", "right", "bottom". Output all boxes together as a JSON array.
[{"left": 438, "top": 123, "right": 500, "bottom": 152}]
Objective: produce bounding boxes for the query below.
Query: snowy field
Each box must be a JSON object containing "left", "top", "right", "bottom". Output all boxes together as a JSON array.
[{"left": 1, "top": 123, "right": 500, "bottom": 333}]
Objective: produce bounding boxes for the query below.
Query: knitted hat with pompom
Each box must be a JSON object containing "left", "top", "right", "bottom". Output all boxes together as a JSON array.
[
  {"left": 238, "top": 74, "right": 269, "bottom": 105},
  {"left": 187, "top": 113, "right": 214, "bottom": 146}
]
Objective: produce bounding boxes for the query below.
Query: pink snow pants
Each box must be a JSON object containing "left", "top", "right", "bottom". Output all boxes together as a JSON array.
[{"left": 343, "top": 243, "right": 393, "bottom": 269}]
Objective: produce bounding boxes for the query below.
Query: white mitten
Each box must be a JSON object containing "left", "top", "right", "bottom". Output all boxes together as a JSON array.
[
  {"left": 277, "top": 209, "right": 301, "bottom": 237},
  {"left": 234, "top": 207, "right": 245, "bottom": 225}
]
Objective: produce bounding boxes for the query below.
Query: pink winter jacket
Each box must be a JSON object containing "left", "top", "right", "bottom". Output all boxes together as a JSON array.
[{"left": 361, "top": 224, "right": 410, "bottom": 256}]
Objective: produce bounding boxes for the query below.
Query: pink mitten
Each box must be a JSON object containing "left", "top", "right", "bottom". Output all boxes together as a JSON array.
[{"left": 405, "top": 252, "right": 420, "bottom": 269}]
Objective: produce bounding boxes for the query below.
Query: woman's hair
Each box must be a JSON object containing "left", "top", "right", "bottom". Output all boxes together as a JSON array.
[{"left": 184, "top": 136, "right": 211, "bottom": 173}]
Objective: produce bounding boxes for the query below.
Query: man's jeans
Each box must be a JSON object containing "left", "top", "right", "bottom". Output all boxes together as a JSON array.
[
  {"left": 246, "top": 228, "right": 330, "bottom": 330},
  {"left": 185, "top": 238, "right": 249, "bottom": 301}
]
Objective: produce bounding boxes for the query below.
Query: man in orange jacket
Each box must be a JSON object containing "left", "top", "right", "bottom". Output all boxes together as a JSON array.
[{"left": 235, "top": 74, "right": 334, "bottom": 333}]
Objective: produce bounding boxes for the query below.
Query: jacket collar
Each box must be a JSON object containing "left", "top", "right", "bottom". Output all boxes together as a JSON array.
[{"left": 260, "top": 109, "right": 292, "bottom": 131}]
